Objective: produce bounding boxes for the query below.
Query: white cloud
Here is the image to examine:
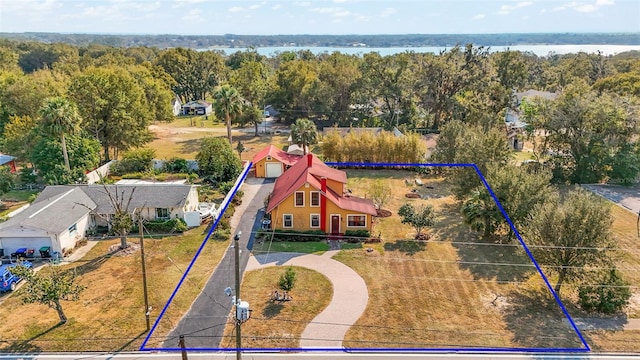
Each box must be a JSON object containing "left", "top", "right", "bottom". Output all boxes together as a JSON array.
[
  {"left": 498, "top": 1, "right": 533, "bottom": 15},
  {"left": 272, "top": 4, "right": 282, "bottom": 10},
  {"left": 180, "top": 8, "right": 203, "bottom": 22},
  {"left": 380, "top": 7, "right": 397, "bottom": 17},
  {"left": 473, "top": 13, "right": 486, "bottom": 19},
  {"left": 295, "top": 1, "right": 311, "bottom": 6},
  {"left": 553, "top": 0, "right": 614, "bottom": 12},
  {"left": 248, "top": 4, "right": 261, "bottom": 10},
  {"left": 311, "top": 6, "right": 353, "bottom": 18},
  {"left": 229, "top": 6, "right": 244, "bottom": 13},
  {"left": 333, "top": 0, "right": 348, "bottom": 2}
]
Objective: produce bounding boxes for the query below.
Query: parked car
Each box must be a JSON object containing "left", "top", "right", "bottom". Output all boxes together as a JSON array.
[{"left": 0, "top": 261, "right": 32, "bottom": 293}]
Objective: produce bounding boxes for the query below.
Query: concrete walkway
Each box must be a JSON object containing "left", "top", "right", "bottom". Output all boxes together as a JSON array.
[{"left": 246, "top": 250, "right": 369, "bottom": 348}]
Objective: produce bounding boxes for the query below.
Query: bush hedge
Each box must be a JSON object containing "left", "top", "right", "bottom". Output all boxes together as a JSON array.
[{"left": 144, "top": 218, "right": 188, "bottom": 233}]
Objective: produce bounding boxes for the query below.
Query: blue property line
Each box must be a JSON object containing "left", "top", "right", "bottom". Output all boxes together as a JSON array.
[
  {"left": 141, "top": 161, "right": 589, "bottom": 353},
  {"left": 471, "top": 164, "right": 590, "bottom": 351},
  {"left": 139, "top": 162, "right": 254, "bottom": 350},
  {"left": 142, "top": 346, "right": 590, "bottom": 353}
]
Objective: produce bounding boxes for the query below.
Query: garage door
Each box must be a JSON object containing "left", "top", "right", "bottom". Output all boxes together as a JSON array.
[
  {"left": 0, "top": 237, "right": 52, "bottom": 256},
  {"left": 265, "top": 162, "right": 283, "bottom": 178}
]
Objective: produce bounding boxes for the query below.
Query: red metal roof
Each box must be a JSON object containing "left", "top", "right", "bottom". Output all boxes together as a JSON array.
[
  {"left": 266, "top": 153, "right": 376, "bottom": 216},
  {"left": 251, "top": 145, "right": 302, "bottom": 166}
]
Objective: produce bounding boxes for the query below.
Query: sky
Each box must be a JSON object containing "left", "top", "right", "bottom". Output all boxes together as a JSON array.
[{"left": 0, "top": 0, "right": 639, "bottom": 35}]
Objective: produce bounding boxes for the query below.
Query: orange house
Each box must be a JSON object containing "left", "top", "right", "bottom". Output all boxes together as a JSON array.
[
  {"left": 252, "top": 145, "right": 302, "bottom": 178},
  {"left": 266, "top": 153, "right": 377, "bottom": 234}
]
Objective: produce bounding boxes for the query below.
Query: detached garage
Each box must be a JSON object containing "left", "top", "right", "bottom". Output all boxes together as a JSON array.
[
  {"left": 0, "top": 188, "right": 95, "bottom": 256},
  {"left": 252, "top": 145, "right": 302, "bottom": 178}
]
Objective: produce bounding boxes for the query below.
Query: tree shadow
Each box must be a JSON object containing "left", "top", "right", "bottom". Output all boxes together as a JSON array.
[
  {"left": 433, "top": 202, "right": 534, "bottom": 282},
  {"left": 178, "top": 138, "right": 202, "bottom": 155},
  {"left": 113, "top": 330, "right": 148, "bottom": 352},
  {"left": 262, "top": 301, "right": 284, "bottom": 319},
  {"left": 1, "top": 322, "right": 64, "bottom": 353},
  {"left": 383, "top": 240, "right": 426, "bottom": 256},
  {"left": 71, "top": 252, "right": 113, "bottom": 276},
  {"left": 503, "top": 287, "right": 590, "bottom": 350}
]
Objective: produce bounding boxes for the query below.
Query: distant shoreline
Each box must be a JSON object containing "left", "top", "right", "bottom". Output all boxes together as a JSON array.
[{"left": 1, "top": 32, "right": 638, "bottom": 50}]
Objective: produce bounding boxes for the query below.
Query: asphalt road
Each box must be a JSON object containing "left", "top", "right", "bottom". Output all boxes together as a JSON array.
[
  {"left": 1, "top": 351, "right": 635, "bottom": 360},
  {"left": 161, "top": 178, "right": 274, "bottom": 350}
]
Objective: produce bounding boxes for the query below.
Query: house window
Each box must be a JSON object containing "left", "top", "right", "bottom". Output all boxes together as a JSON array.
[
  {"left": 310, "top": 214, "right": 320, "bottom": 228},
  {"left": 283, "top": 214, "right": 293, "bottom": 228},
  {"left": 156, "top": 208, "right": 170, "bottom": 219},
  {"left": 68, "top": 223, "right": 77, "bottom": 235},
  {"left": 347, "top": 215, "right": 367, "bottom": 227},
  {"left": 310, "top": 192, "right": 320, "bottom": 207},
  {"left": 294, "top": 191, "right": 304, "bottom": 207}
]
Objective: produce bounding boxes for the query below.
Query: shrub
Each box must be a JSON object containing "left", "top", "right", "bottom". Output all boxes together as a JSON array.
[
  {"left": 111, "top": 148, "right": 155, "bottom": 176},
  {"left": 270, "top": 229, "right": 326, "bottom": 242},
  {"left": 144, "top": 218, "right": 188, "bottom": 233},
  {"left": 578, "top": 269, "right": 631, "bottom": 314},
  {"left": 212, "top": 228, "right": 231, "bottom": 241},
  {"left": 163, "top": 157, "right": 191, "bottom": 174},
  {"left": 219, "top": 181, "right": 235, "bottom": 194},
  {"left": 278, "top": 267, "right": 297, "bottom": 291},
  {"left": 344, "top": 230, "right": 371, "bottom": 243}
]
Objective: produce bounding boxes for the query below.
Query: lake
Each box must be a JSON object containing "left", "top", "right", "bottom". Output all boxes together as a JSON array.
[{"left": 206, "top": 44, "right": 640, "bottom": 57}]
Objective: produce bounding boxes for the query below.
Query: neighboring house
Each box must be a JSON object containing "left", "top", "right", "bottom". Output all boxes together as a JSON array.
[
  {"left": 252, "top": 145, "right": 302, "bottom": 178},
  {"left": 0, "top": 153, "right": 17, "bottom": 173},
  {"left": 182, "top": 100, "right": 212, "bottom": 116},
  {"left": 505, "top": 109, "right": 527, "bottom": 151},
  {"left": 286, "top": 144, "right": 309, "bottom": 156},
  {"left": 264, "top": 105, "right": 280, "bottom": 118},
  {"left": 171, "top": 95, "right": 182, "bottom": 117},
  {"left": 505, "top": 89, "right": 558, "bottom": 151},
  {"left": 0, "top": 184, "right": 199, "bottom": 256},
  {"left": 266, "top": 153, "right": 377, "bottom": 234}
]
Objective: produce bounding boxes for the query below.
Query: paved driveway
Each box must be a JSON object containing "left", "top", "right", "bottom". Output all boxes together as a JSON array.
[
  {"left": 581, "top": 184, "right": 640, "bottom": 215},
  {"left": 162, "top": 177, "right": 274, "bottom": 349}
]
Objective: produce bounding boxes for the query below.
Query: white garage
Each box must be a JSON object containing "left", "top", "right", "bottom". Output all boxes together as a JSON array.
[{"left": 265, "top": 162, "right": 284, "bottom": 178}]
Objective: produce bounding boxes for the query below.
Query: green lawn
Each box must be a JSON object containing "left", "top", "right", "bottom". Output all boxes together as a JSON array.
[{"left": 2, "top": 189, "right": 40, "bottom": 202}]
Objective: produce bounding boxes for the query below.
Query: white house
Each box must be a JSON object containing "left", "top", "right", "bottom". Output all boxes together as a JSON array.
[
  {"left": 182, "top": 100, "right": 212, "bottom": 116},
  {"left": 0, "top": 184, "right": 199, "bottom": 257}
]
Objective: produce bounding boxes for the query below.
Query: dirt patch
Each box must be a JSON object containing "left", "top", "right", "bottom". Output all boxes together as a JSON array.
[
  {"left": 405, "top": 193, "right": 421, "bottom": 199},
  {"left": 376, "top": 209, "right": 392, "bottom": 217},
  {"left": 107, "top": 243, "right": 140, "bottom": 256},
  {"left": 481, "top": 292, "right": 510, "bottom": 312}
]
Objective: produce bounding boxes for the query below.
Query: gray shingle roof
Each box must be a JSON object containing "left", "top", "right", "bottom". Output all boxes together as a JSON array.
[
  {"left": 0, "top": 188, "right": 96, "bottom": 234},
  {"left": 40, "top": 184, "right": 194, "bottom": 214},
  {"left": 2, "top": 184, "right": 195, "bottom": 234}
]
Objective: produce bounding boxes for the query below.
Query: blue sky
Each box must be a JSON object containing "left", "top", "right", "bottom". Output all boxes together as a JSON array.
[{"left": 1, "top": 0, "right": 638, "bottom": 35}]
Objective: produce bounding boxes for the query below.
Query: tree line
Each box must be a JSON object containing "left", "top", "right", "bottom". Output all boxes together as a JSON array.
[
  {"left": 1, "top": 32, "right": 638, "bottom": 49},
  {"left": 0, "top": 39, "right": 639, "bottom": 187}
]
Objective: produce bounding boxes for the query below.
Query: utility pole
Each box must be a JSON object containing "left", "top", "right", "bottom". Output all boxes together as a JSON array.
[
  {"left": 234, "top": 232, "right": 242, "bottom": 360},
  {"left": 139, "top": 216, "right": 150, "bottom": 331},
  {"left": 179, "top": 335, "right": 188, "bottom": 360}
]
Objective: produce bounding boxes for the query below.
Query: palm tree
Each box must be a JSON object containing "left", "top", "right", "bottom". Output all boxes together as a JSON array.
[
  {"left": 290, "top": 118, "right": 318, "bottom": 155},
  {"left": 213, "top": 84, "right": 243, "bottom": 144},
  {"left": 461, "top": 188, "right": 501, "bottom": 239},
  {"left": 39, "top": 97, "right": 82, "bottom": 171}
]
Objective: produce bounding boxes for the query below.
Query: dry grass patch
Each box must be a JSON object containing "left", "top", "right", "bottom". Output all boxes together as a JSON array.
[
  {"left": 334, "top": 169, "right": 586, "bottom": 349},
  {"left": 220, "top": 266, "right": 332, "bottom": 348},
  {"left": 0, "top": 226, "right": 229, "bottom": 352},
  {"left": 147, "top": 120, "right": 288, "bottom": 161}
]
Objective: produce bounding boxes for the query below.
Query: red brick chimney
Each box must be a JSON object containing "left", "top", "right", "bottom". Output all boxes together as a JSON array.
[
  {"left": 307, "top": 153, "right": 313, "bottom": 167},
  {"left": 320, "top": 177, "right": 327, "bottom": 233}
]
